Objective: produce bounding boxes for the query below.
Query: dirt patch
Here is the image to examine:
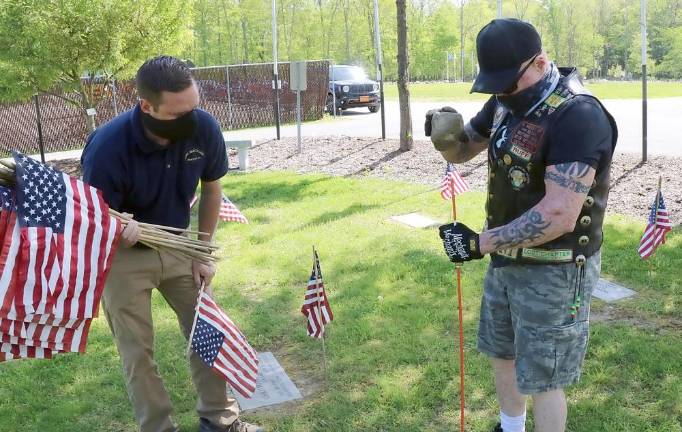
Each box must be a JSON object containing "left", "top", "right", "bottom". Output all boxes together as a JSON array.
[
  {"left": 590, "top": 304, "right": 682, "bottom": 332},
  {"left": 48, "top": 136, "right": 681, "bottom": 225}
]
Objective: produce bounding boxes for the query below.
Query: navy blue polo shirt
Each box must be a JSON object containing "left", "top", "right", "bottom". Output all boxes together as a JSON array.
[{"left": 81, "top": 105, "right": 228, "bottom": 229}]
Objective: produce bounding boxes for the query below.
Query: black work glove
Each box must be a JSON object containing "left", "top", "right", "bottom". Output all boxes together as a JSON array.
[
  {"left": 424, "top": 106, "right": 458, "bottom": 137},
  {"left": 438, "top": 222, "right": 484, "bottom": 263}
]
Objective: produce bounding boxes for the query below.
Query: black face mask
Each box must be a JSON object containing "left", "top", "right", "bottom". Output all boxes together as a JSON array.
[
  {"left": 496, "top": 64, "right": 558, "bottom": 116},
  {"left": 141, "top": 109, "right": 197, "bottom": 141}
]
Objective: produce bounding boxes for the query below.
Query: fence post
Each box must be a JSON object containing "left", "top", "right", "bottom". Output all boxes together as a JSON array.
[
  {"left": 111, "top": 79, "right": 119, "bottom": 116},
  {"left": 226, "top": 66, "right": 233, "bottom": 130},
  {"left": 33, "top": 94, "right": 46, "bottom": 163}
]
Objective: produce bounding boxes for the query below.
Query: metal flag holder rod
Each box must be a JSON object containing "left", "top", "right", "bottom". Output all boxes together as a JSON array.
[{"left": 451, "top": 196, "right": 466, "bottom": 432}]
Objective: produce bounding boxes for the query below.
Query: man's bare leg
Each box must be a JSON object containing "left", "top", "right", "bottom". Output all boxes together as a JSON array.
[
  {"left": 491, "top": 358, "right": 526, "bottom": 415},
  {"left": 532, "top": 389, "right": 567, "bottom": 432}
]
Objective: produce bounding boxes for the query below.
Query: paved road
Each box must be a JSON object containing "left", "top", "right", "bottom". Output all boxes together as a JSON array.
[{"left": 224, "top": 98, "right": 682, "bottom": 156}]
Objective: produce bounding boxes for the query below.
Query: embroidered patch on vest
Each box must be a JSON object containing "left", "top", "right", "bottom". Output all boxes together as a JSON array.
[
  {"left": 545, "top": 93, "right": 567, "bottom": 108},
  {"left": 520, "top": 248, "right": 573, "bottom": 262},
  {"left": 496, "top": 248, "right": 517, "bottom": 259},
  {"left": 508, "top": 166, "right": 529, "bottom": 190},
  {"left": 510, "top": 121, "right": 545, "bottom": 161},
  {"left": 510, "top": 145, "right": 532, "bottom": 161},
  {"left": 491, "top": 106, "right": 507, "bottom": 137}
]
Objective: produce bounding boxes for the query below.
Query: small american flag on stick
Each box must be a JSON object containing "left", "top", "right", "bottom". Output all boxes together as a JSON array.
[
  {"left": 638, "top": 186, "right": 673, "bottom": 259},
  {"left": 190, "top": 290, "right": 259, "bottom": 398},
  {"left": 301, "top": 249, "right": 333, "bottom": 338},
  {"left": 440, "top": 163, "right": 469, "bottom": 200},
  {"left": 189, "top": 193, "right": 247, "bottom": 224},
  {"left": 219, "top": 194, "right": 248, "bottom": 223}
]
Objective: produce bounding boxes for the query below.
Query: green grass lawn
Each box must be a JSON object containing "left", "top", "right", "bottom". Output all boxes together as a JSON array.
[
  {"left": 0, "top": 172, "right": 680, "bottom": 431},
  {"left": 383, "top": 81, "right": 682, "bottom": 102}
]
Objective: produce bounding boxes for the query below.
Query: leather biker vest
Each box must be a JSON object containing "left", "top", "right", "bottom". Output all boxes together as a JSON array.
[{"left": 486, "top": 68, "right": 618, "bottom": 265}]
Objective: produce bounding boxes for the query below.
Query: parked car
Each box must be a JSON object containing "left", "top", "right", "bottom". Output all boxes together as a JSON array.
[{"left": 327, "top": 65, "right": 380, "bottom": 114}]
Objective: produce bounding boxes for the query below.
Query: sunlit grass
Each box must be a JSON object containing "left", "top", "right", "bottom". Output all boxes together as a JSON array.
[{"left": 0, "top": 172, "right": 679, "bottom": 431}]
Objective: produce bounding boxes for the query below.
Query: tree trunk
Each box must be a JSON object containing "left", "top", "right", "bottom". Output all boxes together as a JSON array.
[{"left": 396, "top": 0, "right": 413, "bottom": 151}]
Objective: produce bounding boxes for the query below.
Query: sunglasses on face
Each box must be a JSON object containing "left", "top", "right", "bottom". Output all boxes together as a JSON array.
[{"left": 502, "top": 53, "right": 541, "bottom": 95}]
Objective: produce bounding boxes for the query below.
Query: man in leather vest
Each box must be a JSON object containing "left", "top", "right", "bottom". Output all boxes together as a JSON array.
[{"left": 425, "top": 19, "right": 617, "bottom": 432}]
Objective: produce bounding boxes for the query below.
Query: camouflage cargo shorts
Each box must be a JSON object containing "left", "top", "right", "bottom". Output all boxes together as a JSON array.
[{"left": 477, "top": 252, "right": 601, "bottom": 394}]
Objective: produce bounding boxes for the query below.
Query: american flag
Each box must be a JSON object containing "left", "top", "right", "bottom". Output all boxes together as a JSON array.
[
  {"left": 190, "top": 291, "right": 259, "bottom": 398},
  {"left": 220, "top": 194, "right": 248, "bottom": 223},
  {"left": 638, "top": 191, "right": 673, "bottom": 259},
  {"left": 301, "top": 250, "right": 333, "bottom": 338},
  {"left": 0, "top": 153, "right": 121, "bottom": 360},
  {"left": 440, "top": 163, "right": 469, "bottom": 200},
  {"left": 189, "top": 193, "right": 247, "bottom": 224}
]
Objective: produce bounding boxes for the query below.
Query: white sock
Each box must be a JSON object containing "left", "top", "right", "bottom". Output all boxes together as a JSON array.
[{"left": 500, "top": 410, "right": 526, "bottom": 432}]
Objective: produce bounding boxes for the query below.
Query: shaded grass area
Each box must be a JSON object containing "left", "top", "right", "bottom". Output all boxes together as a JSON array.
[
  {"left": 0, "top": 172, "right": 680, "bottom": 431},
  {"left": 382, "top": 81, "right": 682, "bottom": 102}
]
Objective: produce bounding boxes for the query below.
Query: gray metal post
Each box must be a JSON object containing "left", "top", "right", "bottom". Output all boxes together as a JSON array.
[
  {"left": 111, "top": 80, "right": 119, "bottom": 116},
  {"left": 331, "top": 62, "right": 336, "bottom": 117},
  {"left": 373, "top": 0, "right": 385, "bottom": 139},
  {"left": 460, "top": 0, "right": 465, "bottom": 82},
  {"left": 641, "top": 0, "right": 648, "bottom": 162},
  {"left": 272, "top": 0, "right": 281, "bottom": 140},
  {"left": 296, "top": 89, "right": 302, "bottom": 153}
]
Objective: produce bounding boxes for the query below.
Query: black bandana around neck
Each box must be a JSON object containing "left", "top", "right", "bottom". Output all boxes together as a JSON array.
[{"left": 496, "top": 63, "right": 560, "bottom": 116}]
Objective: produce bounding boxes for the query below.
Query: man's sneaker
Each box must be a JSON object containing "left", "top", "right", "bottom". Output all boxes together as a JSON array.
[
  {"left": 199, "top": 417, "right": 264, "bottom": 432},
  {"left": 492, "top": 423, "right": 503, "bottom": 432}
]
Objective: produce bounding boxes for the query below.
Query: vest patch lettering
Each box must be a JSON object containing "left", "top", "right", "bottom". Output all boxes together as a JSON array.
[{"left": 521, "top": 248, "right": 573, "bottom": 262}]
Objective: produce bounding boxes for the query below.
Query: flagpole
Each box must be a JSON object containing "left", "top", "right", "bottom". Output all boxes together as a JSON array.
[
  {"left": 451, "top": 196, "right": 466, "bottom": 432},
  {"left": 647, "top": 176, "right": 663, "bottom": 274},
  {"left": 186, "top": 280, "right": 207, "bottom": 356},
  {"left": 313, "top": 246, "right": 328, "bottom": 381}
]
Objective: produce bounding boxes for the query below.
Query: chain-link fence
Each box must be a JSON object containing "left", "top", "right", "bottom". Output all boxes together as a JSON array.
[{"left": 0, "top": 60, "right": 330, "bottom": 158}]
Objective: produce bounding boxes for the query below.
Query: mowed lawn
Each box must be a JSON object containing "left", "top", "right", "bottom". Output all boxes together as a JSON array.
[
  {"left": 383, "top": 81, "right": 682, "bottom": 102},
  {"left": 0, "top": 172, "right": 680, "bottom": 432}
]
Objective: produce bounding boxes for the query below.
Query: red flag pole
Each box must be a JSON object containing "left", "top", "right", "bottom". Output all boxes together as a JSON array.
[{"left": 451, "top": 196, "right": 466, "bottom": 432}]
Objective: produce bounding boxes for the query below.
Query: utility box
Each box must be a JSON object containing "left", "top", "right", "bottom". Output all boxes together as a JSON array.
[{"left": 290, "top": 61, "right": 307, "bottom": 91}]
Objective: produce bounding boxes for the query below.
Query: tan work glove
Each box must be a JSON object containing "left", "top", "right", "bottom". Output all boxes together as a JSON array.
[{"left": 424, "top": 106, "right": 465, "bottom": 151}]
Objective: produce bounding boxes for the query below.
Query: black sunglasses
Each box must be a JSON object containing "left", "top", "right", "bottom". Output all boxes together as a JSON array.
[{"left": 502, "top": 53, "right": 541, "bottom": 95}]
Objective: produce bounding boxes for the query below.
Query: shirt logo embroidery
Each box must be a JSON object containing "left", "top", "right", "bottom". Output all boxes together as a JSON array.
[{"left": 185, "top": 149, "right": 205, "bottom": 162}]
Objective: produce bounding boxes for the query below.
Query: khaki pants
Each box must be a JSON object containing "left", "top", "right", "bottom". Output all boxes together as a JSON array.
[{"left": 102, "top": 246, "right": 239, "bottom": 432}]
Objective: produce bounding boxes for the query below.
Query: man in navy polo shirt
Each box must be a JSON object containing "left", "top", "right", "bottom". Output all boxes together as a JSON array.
[{"left": 81, "top": 56, "right": 262, "bottom": 432}]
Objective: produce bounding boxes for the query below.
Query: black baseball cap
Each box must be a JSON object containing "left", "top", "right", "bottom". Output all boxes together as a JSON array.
[{"left": 470, "top": 18, "right": 542, "bottom": 94}]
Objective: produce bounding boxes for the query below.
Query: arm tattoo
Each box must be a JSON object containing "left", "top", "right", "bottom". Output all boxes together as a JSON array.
[
  {"left": 489, "top": 209, "right": 552, "bottom": 249},
  {"left": 553, "top": 162, "right": 590, "bottom": 178},
  {"left": 545, "top": 170, "right": 591, "bottom": 194}
]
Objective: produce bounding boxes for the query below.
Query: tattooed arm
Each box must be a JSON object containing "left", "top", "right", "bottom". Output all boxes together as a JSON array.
[{"left": 478, "top": 161, "right": 596, "bottom": 255}]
